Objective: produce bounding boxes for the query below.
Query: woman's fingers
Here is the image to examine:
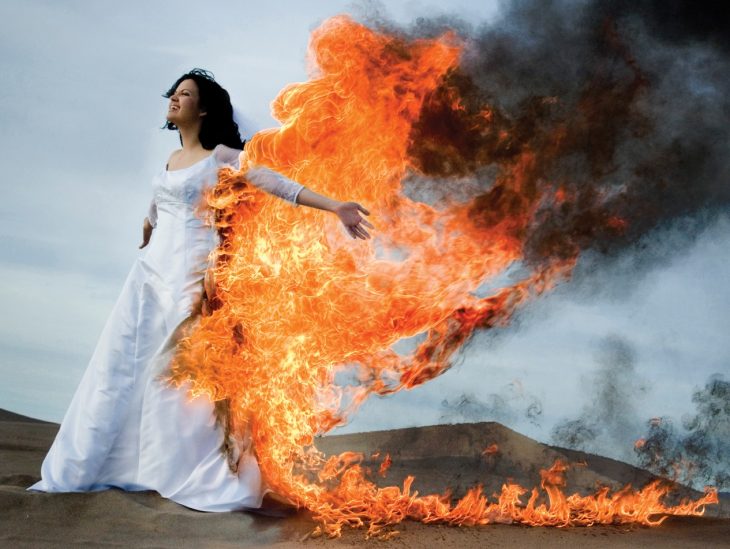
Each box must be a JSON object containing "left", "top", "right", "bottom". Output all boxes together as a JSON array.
[
  {"left": 337, "top": 202, "right": 374, "bottom": 239},
  {"left": 349, "top": 223, "right": 370, "bottom": 239},
  {"left": 355, "top": 224, "right": 370, "bottom": 239}
]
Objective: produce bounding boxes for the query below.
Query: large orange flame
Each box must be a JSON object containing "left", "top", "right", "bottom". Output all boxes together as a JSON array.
[{"left": 167, "top": 16, "right": 717, "bottom": 536}]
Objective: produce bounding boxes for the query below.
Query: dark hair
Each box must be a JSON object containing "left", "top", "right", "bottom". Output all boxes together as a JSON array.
[{"left": 162, "top": 68, "right": 244, "bottom": 150}]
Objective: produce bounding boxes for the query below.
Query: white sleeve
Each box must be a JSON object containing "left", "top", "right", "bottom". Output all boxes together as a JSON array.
[
  {"left": 245, "top": 165, "right": 305, "bottom": 207},
  {"left": 214, "top": 144, "right": 305, "bottom": 207},
  {"left": 147, "top": 197, "right": 158, "bottom": 228}
]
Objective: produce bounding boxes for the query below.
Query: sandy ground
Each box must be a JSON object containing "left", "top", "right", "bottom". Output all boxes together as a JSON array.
[{"left": 2, "top": 408, "right": 728, "bottom": 547}]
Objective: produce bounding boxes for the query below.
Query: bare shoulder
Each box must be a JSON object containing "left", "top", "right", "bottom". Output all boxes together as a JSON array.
[{"left": 166, "top": 148, "right": 182, "bottom": 166}]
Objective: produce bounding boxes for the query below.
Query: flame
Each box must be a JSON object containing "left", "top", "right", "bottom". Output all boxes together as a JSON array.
[
  {"left": 378, "top": 454, "right": 392, "bottom": 477},
  {"left": 166, "top": 16, "right": 718, "bottom": 536},
  {"left": 482, "top": 444, "right": 500, "bottom": 456}
]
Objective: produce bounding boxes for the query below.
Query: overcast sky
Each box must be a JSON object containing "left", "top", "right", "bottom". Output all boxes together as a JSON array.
[{"left": 1, "top": 0, "right": 728, "bottom": 465}]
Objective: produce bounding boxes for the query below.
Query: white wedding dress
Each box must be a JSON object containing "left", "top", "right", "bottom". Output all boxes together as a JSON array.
[{"left": 28, "top": 144, "right": 304, "bottom": 512}]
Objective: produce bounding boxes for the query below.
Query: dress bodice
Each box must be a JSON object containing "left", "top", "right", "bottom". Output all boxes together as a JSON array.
[
  {"left": 153, "top": 154, "right": 218, "bottom": 209},
  {"left": 145, "top": 145, "right": 305, "bottom": 229}
]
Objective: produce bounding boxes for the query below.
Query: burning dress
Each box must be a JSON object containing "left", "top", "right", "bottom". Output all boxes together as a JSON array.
[{"left": 28, "top": 144, "right": 304, "bottom": 511}]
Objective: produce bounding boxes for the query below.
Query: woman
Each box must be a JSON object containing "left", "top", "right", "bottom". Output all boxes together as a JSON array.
[{"left": 29, "top": 69, "right": 373, "bottom": 512}]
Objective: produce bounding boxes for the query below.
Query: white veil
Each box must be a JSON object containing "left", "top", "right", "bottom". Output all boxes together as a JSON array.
[{"left": 232, "top": 106, "right": 261, "bottom": 144}]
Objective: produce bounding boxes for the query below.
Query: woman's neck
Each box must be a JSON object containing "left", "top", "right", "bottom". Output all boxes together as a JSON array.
[{"left": 178, "top": 124, "right": 206, "bottom": 152}]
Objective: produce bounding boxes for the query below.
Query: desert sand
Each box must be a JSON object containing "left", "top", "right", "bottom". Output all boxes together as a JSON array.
[{"left": 1, "top": 408, "right": 728, "bottom": 548}]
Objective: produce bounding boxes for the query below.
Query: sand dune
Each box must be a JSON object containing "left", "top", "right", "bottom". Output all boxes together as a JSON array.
[{"left": 2, "top": 409, "right": 728, "bottom": 547}]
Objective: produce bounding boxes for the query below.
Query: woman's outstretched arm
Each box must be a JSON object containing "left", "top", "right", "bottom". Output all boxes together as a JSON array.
[
  {"left": 294, "top": 188, "right": 373, "bottom": 240},
  {"left": 245, "top": 163, "right": 373, "bottom": 240},
  {"left": 215, "top": 146, "right": 374, "bottom": 239}
]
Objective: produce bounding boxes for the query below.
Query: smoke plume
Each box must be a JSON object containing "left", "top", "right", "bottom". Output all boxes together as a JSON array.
[
  {"left": 635, "top": 374, "right": 730, "bottom": 490},
  {"left": 550, "top": 335, "right": 646, "bottom": 461},
  {"left": 362, "top": 0, "right": 730, "bottom": 273}
]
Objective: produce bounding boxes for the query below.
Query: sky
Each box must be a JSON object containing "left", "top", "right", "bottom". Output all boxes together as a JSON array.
[{"left": 1, "top": 0, "right": 728, "bottom": 466}]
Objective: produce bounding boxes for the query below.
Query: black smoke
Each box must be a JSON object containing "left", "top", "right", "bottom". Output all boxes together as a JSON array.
[
  {"left": 360, "top": 0, "right": 730, "bottom": 272},
  {"left": 635, "top": 374, "right": 730, "bottom": 490}
]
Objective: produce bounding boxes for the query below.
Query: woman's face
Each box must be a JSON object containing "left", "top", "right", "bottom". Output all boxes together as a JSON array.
[{"left": 166, "top": 78, "right": 205, "bottom": 127}]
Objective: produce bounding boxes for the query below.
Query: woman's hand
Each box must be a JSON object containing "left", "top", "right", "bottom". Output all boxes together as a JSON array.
[
  {"left": 334, "top": 202, "right": 374, "bottom": 240},
  {"left": 139, "top": 217, "right": 154, "bottom": 249},
  {"left": 291, "top": 188, "right": 374, "bottom": 239}
]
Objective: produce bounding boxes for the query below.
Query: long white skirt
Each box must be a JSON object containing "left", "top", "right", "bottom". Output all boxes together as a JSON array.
[{"left": 28, "top": 253, "right": 264, "bottom": 512}]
